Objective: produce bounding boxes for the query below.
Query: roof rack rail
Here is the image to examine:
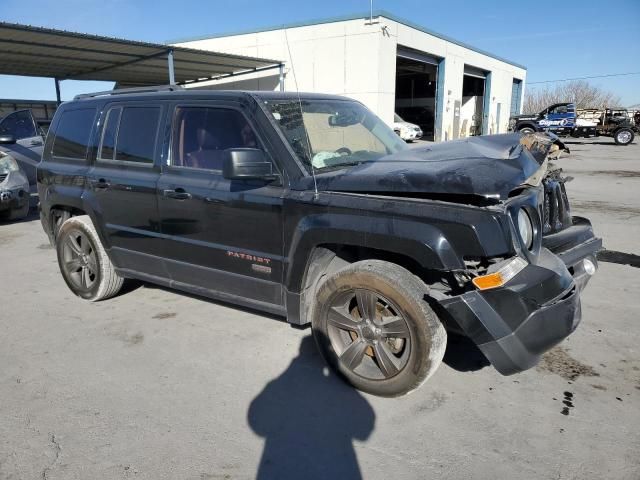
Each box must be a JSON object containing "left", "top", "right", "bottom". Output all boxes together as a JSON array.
[{"left": 74, "top": 84, "right": 184, "bottom": 100}]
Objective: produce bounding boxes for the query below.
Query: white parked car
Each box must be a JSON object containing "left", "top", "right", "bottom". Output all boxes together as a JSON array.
[{"left": 393, "top": 114, "right": 423, "bottom": 142}]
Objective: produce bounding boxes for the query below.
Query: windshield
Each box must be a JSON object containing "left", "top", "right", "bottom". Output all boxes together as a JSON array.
[{"left": 263, "top": 98, "right": 407, "bottom": 172}]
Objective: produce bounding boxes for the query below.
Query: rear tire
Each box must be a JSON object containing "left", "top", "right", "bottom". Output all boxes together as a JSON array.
[
  {"left": 56, "top": 215, "right": 123, "bottom": 301},
  {"left": 519, "top": 126, "right": 536, "bottom": 135},
  {"left": 614, "top": 128, "right": 634, "bottom": 145},
  {"left": 311, "top": 260, "right": 447, "bottom": 397},
  {"left": 52, "top": 209, "right": 71, "bottom": 241}
]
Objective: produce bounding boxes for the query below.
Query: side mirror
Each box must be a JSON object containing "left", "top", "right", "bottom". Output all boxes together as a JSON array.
[
  {"left": 223, "top": 148, "right": 277, "bottom": 181},
  {"left": 0, "top": 134, "right": 16, "bottom": 144}
]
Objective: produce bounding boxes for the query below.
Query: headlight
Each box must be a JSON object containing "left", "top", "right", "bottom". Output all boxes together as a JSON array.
[
  {"left": 517, "top": 208, "right": 533, "bottom": 249},
  {"left": 0, "top": 154, "right": 19, "bottom": 174}
]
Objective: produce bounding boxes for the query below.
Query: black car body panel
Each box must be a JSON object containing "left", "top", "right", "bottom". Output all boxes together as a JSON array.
[{"left": 38, "top": 89, "right": 601, "bottom": 377}]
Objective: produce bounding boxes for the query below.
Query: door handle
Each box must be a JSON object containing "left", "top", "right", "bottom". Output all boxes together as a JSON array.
[
  {"left": 163, "top": 188, "right": 192, "bottom": 200},
  {"left": 92, "top": 179, "right": 111, "bottom": 189}
]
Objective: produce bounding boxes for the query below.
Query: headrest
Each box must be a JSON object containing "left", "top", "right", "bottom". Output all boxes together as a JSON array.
[{"left": 196, "top": 127, "right": 219, "bottom": 150}]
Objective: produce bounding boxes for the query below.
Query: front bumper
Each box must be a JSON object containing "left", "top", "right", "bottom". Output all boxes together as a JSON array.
[
  {"left": 0, "top": 183, "right": 29, "bottom": 214},
  {"left": 439, "top": 218, "right": 601, "bottom": 375},
  {"left": 400, "top": 129, "right": 423, "bottom": 141}
]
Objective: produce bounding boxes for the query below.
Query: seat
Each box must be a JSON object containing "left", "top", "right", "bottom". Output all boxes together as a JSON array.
[{"left": 186, "top": 127, "right": 225, "bottom": 170}]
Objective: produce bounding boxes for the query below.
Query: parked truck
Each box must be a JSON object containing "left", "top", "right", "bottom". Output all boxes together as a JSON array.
[{"left": 509, "top": 102, "right": 636, "bottom": 145}]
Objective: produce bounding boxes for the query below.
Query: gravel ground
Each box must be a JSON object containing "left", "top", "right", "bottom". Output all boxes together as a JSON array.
[{"left": 0, "top": 137, "right": 638, "bottom": 480}]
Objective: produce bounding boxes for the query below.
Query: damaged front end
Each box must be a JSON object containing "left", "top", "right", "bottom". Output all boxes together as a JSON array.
[
  {"left": 435, "top": 132, "right": 602, "bottom": 375},
  {"left": 0, "top": 152, "right": 30, "bottom": 220}
]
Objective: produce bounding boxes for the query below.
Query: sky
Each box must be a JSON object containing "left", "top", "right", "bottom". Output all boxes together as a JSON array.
[{"left": 1, "top": 0, "right": 639, "bottom": 105}]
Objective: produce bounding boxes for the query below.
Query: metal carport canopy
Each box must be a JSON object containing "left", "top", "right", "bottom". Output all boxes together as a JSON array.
[{"left": 0, "top": 21, "right": 283, "bottom": 90}]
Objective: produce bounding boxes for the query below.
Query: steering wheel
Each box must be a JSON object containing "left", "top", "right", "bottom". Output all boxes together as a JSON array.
[{"left": 336, "top": 147, "right": 352, "bottom": 156}]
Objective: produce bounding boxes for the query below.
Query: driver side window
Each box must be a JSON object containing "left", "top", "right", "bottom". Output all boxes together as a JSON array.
[
  {"left": 171, "top": 106, "right": 262, "bottom": 172},
  {"left": 0, "top": 110, "right": 37, "bottom": 140}
]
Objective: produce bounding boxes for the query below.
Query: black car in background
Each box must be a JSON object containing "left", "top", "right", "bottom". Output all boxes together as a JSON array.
[{"left": 0, "top": 108, "right": 49, "bottom": 185}]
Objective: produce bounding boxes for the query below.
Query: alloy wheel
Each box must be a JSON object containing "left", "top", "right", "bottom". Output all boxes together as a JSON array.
[
  {"left": 326, "top": 289, "right": 412, "bottom": 380},
  {"left": 61, "top": 229, "right": 98, "bottom": 291},
  {"left": 617, "top": 130, "right": 632, "bottom": 144}
]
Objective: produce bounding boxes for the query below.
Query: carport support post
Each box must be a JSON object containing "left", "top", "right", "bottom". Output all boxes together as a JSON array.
[
  {"left": 279, "top": 63, "right": 285, "bottom": 92},
  {"left": 54, "top": 78, "right": 61, "bottom": 105},
  {"left": 167, "top": 49, "right": 176, "bottom": 85}
]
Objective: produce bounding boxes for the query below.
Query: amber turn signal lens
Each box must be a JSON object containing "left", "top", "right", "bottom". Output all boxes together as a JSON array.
[
  {"left": 472, "top": 257, "right": 528, "bottom": 291},
  {"left": 472, "top": 273, "right": 505, "bottom": 290}
]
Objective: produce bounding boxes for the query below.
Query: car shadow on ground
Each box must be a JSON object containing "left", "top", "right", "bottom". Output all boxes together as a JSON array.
[
  {"left": 247, "top": 334, "right": 375, "bottom": 480},
  {"left": 442, "top": 333, "right": 490, "bottom": 372}
]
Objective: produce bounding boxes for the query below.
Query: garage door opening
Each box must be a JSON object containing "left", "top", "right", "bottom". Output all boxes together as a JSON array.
[
  {"left": 461, "top": 66, "right": 487, "bottom": 137},
  {"left": 395, "top": 50, "right": 440, "bottom": 141}
]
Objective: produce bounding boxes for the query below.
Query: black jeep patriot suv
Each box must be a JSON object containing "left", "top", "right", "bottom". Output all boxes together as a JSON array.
[{"left": 38, "top": 87, "right": 601, "bottom": 397}]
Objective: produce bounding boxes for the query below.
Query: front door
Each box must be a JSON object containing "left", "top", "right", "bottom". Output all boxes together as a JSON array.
[
  {"left": 87, "top": 102, "right": 166, "bottom": 277},
  {"left": 541, "top": 104, "right": 575, "bottom": 133},
  {"left": 0, "top": 109, "right": 44, "bottom": 185},
  {"left": 157, "top": 103, "right": 284, "bottom": 308}
]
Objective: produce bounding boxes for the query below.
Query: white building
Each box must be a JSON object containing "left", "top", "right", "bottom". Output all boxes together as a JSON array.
[{"left": 173, "top": 11, "right": 526, "bottom": 142}]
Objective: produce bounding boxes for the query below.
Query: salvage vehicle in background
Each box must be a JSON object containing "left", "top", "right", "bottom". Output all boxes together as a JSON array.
[
  {"left": 393, "top": 113, "right": 423, "bottom": 142},
  {"left": 509, "top": 102, "right": 636, "bottom": 145},
  {"left": 574, "top": 107, "right": 636, "bottom": 145},
  {"left": 38, "top": 87, "right": 601, "bottom": 397},
  {"left": 0, "top": 151, "right": 29, "bottom": 220},
  {"left": 510, "top": 103, "right": 579, "bottom": 136}
]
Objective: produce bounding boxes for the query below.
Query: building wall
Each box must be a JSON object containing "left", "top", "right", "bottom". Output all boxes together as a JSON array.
[{"left": 175, "top": 15, "right": 526, "bottom": 142}]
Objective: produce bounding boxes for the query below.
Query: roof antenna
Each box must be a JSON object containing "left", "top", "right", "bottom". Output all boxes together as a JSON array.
[{"left": 284, "top": 27, "right": 318, "bottom": 198}]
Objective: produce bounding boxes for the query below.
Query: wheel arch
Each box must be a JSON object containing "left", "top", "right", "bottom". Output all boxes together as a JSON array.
[
  {"left": 517, "top": 122, "right": 539, "bottom": 132},
  {"left": 284, "top": 213, "right": 466, "bottom": 325}
]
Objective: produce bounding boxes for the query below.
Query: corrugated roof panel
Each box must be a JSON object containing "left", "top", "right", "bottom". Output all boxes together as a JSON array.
[{"left": 0, "top": 21, "right": 282, "bottom": 86}]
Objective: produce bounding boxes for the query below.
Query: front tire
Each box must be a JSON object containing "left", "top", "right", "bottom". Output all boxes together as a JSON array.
[
  {"left": 56, "top": 215, "right": 123, "bottom": 301},
  {"left": 614, "top": 128, "right": 634, "bottom": 145},
  {"left": 311, "top": 260, "right": 447, "bottom": 397},
  {"left": 519, "top": 126, "right": 536, "bottom": 135}
]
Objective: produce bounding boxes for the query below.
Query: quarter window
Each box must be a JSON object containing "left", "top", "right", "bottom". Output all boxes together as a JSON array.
[
  {"left": 171, "top": 107, "right": 261, "bottom": 171},
  {"left": 52, "top": 108, "right": 96, "bottom": 159},
  {"left": 98, "top": 107, "right": 121, "bottom": 161}
]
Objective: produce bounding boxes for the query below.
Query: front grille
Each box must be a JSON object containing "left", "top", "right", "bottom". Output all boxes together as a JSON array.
[
  {"left": 0, "top": 173, "right": 7, "bottom": 184},
  {"left": 542, "top": 178, "right": 572, "bottom": 234}
]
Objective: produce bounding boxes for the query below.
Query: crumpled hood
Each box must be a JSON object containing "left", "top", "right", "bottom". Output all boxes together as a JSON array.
[{"left": 306, "top": 133, "right": 559, "bottom": 202}]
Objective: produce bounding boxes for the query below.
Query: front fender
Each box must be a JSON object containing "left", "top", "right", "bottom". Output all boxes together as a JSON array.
[{"left": 284, "top": 212, "right": 464, "bottom": 294}]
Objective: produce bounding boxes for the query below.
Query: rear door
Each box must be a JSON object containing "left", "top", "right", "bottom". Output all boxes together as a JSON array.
[
  {"left": 0, "top": 110, "right": 44, "bottom": 185},
  {"left": 157, "top": 102, "right": 285, "bottom": 308},
  {"left": 87, "top": 102, "right": 167, "bottom": 278}
]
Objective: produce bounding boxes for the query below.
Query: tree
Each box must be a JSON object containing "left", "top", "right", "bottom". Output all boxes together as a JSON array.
[{"left": 523, "top": 80, "right": 621, "bottom": 113}]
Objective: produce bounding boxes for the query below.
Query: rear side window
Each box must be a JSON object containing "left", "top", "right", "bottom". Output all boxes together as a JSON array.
[
  {"left": 98, "top": 106, "right": 160, "bottom": 164},
  {"left": 52, "top": 108, "right": 96, "bottom": 160}
]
